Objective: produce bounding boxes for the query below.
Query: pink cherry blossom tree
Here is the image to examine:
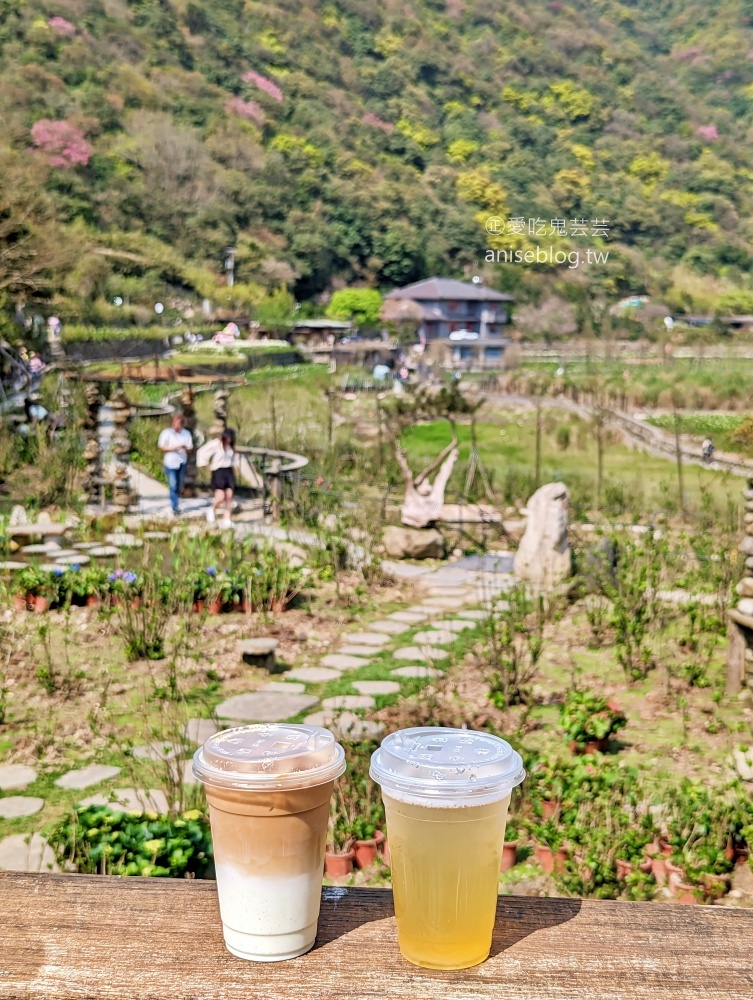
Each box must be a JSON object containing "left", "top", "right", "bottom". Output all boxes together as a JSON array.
[
  {"left": 362, "top": 112, "right": 393, "bottom": 133},
  {"left": 242, "top": 70, "right": 283, "bottom": 102},
  {"left": 47, "top": 16, "right": 76, "bottom": 36},
  {"left": 696, "top": 124, "right": 718, "bottom": 141},
  {"left": 226, "top": 96, "right": 265, "bottom": 125},
  {"left": 30, "top": 119, "right": 92, "bottom": 167}
]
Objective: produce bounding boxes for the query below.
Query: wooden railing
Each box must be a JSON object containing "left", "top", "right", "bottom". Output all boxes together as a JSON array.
[{"left": 1, "top": 872, "right": 751, "bottom": 998}]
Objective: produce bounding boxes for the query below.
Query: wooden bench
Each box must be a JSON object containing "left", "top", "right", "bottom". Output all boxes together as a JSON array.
[{"left": 1, "top": 872, "right": 751, "bottom": 998}]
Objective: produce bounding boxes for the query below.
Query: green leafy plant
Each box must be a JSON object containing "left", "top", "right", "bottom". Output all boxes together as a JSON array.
[
  {"left": 49, "top": 805, "right": 213, "bottom": 877},
  {"left": 560, "top": 689, "right": 627, "bottom": 750}
]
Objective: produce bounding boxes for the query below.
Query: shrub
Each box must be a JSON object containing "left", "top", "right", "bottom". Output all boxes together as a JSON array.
[
  {"left": 49, "top": 805, "right": 213, "bottom": 877},
  {"left": 559, "top": 689, "right": 627, "bottom": 750}
]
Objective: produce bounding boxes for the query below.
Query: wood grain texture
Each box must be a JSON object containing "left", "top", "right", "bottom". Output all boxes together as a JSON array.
[{"left": 1, "top": 873, "right": 753, "bottom": 999}]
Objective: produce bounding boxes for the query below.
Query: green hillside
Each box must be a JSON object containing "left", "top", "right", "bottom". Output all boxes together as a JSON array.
[{"left": 3, "top": 0, "right": 753, "bottom": 327}]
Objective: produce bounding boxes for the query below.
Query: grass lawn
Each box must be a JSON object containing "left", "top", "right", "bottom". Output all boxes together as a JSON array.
[{"left": 401, "top": 413, "right": 742, "bottom": 520}]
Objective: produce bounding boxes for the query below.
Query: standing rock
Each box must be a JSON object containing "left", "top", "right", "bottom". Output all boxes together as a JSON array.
[
  {"left": 514, "top": 483, "right": 572, "bottom": 588},
  {"left": 382, "top": 526, "right": 445, "bottom": 560}
]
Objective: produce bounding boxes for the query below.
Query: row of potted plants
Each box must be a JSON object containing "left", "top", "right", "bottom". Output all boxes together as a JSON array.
[
  {"left": 503, "top": 752, "right": 753, "bottom": 903},
  {"left": 10, "top": 550, "right": 304, "bottom": 616},
  {"left": 325, "top": 745, "right": 389, "bottom": 878}
]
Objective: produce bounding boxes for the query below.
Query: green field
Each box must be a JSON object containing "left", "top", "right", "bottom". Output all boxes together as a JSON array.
[{"left": 401, "top": 414, "right": 741, "bottom": 521}]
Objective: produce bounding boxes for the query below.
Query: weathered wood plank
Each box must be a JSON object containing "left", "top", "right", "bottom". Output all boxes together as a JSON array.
[{"left": 1, "top": 873, "right": 752, "bottom": 999}]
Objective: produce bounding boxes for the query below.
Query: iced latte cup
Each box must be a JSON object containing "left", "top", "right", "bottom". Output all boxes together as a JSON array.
[
  {"left": 370, "top": 727, "right": 524, "bottom": 970},
  {"left": 193, "top": 724, "right": 345, "bottom": 962}
]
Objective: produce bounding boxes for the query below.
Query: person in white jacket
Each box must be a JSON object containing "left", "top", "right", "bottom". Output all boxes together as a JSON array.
[{"left": 197, "top": 428, "right": 236, "bottom": 526}]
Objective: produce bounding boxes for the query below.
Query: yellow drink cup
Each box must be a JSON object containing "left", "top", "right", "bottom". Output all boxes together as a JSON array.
[{"left": 371, "top": 727, "right": 524, "bottom": 970}]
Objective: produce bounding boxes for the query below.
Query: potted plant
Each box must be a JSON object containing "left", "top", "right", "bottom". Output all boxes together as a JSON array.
[
  {"left": 190, "top": 566, "right": 216, "bottom": 613},
  {"left": 501, "top": 820, "right": 519, "bottom": 872},
  {"left": 108, "top": 569, "right": 141, "bottom": 609},
  {"left": 530, "top": 820, "right": 568, "bottom": 874},
  {"left": 207, "top": 569, "right": 234, "bottom": 615},
  {"left": 325, "top": 797, "right": 355, "bottom": 879},
  {"left": 16, "top": 566, "right": 45, "bottom": 611},
  {"left": 560, "top": 689, "right": 627, "bottom": 755}
]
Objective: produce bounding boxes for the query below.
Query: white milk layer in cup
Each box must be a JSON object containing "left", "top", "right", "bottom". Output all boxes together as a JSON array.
[
  {"left": 193, "top": 724, "right": 345, "bottom": 962},
  {"left": 370, "top": 727, "right": 525, "bottom": 970}
]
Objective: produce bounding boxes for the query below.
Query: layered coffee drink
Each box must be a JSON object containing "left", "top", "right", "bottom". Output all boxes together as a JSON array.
[{"left": 193, "top": 724, "right": 345, "bottom": 961}]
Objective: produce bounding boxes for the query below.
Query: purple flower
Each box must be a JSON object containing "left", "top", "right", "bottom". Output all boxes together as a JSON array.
[
  {"left": 71, "top": 563, "right": 81, "bottom": 572},
  {"left": 108, "top": 572, "right": 117, "bottom": 582},
  {"left": 205, "top": 566, "right": 217, "bottom": 577},
  {"left": 123, "top": 572, "right": 137, "bottom": 584},
  {"left": 53, "top": 568, "right": 65, "bottom": 576}
]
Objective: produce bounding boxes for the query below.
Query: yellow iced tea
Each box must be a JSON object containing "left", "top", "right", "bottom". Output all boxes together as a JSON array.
[{"left": 383, "top": 791, "right": 510, "bottom": 970}]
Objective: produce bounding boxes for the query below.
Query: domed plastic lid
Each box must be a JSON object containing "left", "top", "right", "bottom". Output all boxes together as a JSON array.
[
  {"left": 370, "top": 727, "right": 525, "bottom": 803},
  {"left": 192, "top": 724, "right": 346, "bottom": 791}
]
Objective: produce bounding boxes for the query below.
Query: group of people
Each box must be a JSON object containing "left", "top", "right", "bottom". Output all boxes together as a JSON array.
[{"left": 157, "top": 413, "right": 238, "bottom": 525}]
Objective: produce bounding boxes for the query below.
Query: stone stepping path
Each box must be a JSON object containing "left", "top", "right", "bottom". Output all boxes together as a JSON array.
[
  {"left": 389, "top": 610, "right": 430, "bottom": 624},
  {"left": 338, "top": 645, "right": 381, "bottom": 658},
  {"left": 344, "top": 632, "right": 391, "bottom": 647},
  {"left": 287, "top": 666, "right": 343, "bottom": 682},
  {"left": 420, "top": 597, "right": 465, "bottom": 610},
  {"left": 262, "top": 681, "right": 306, "bottom": 694},
  {"left": 392, "top": 666, "right": 442, "bottom": 679},
  {"left": 0, "top": 833, "right": 59, "bottom": 872},
  {"left": 457, "top": 609, "right": 489, "bottom": 621},
  {"left": 216, "top": 691, "right": 319, "bottom": 721},
  {"left": 320, "top": 655, "right": 369, "bottom": 671},
  {"left": 393, "top": 646, "right": 448, "bottom": 662},
  {"left": 143, "top": 531, "right": 171, "bottom": 540},
  {"left": 185, "top": 719, "right": 220, "bottom": 745},
  {"left": 88, "top": 545, "right": 119, "bottom": 557},
  {"left": 105, "top": 532, "right": 143, "bottom": 548},
  {"left": 79, "top": 788, "right": 169, "bottom": 814},
  {"left": 133, "top": 741, "right": 183, "bottom": 762},
  {"left": 55, "top": 764, "right": 121, "bottom": 790},
  {"left": 421, "top": 587, "right": 474, "bottom": 599},
  {"left": 304, "top": 711, "right": 384, "bottom": 740},
  {"left": 368, "top": 620, "right": 411, "bottom": 635},
  {"left": 56, "top": 554, "right": 90, "bottom": 565},
  {"left": 352, "top": 680, "right": 400, "bottom": 695},
  {"left": 0, "top": 796, "right": 44, "bottom": 819},
  {"left": 405, "top": 605, "right": 443, "bottom": 617},
  {"left": 412, "top": 630, "right": 458, "bottom": 646},
  {"left": 73, "top": 542, "right": 100, "bottom": 550},
  {"left": 0, "top": 764, "right": 37, "bottom": 790},
  {"left": 434, "top": 619, "right": 476, "bottom": 632},
  {"left": 321, "top": 695, "right": 375, "bottom": 710},
  {"left": 0, "top": 560, "right": 24, "bottom": 571},
  {"left": 21, "top": 543, "right": 61, "bottom": 554}
]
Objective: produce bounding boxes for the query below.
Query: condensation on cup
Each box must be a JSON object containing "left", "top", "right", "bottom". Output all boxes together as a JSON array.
[
  {"left": 193, "top": 724, "right": 345, "bottom": 962},
  {"left": 371, "top": 727, "right": 525, "bottom": 970}
]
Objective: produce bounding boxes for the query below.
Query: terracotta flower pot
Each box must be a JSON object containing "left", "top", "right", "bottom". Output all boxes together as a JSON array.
[
  {"left": 353, "top": 837, "right": 380, "bottom": 869},
  {"left": 541, "top": 799, "right": 558, "bottom": 820},
  {"left": 238, "top": 598, "right": 250, "bottom": 614},
  {"left": 674, "top": 883, "right": 698, "bottom": 905},
  {"left": 651, "top": 857, "right": 668, "bottom": 886},
  {"left": 325, "top": 849, "right": 355, "bottom": 878},
  {"left": 33, "top": 595, "right": 49, "bottom": 613},
  {"left": 569, "top": 738, "right": 608, "bottom": 755},
  {"left": 534, "top": 842, "right": 567, "bottom": 875},
  {"left": 86, "top": 595, "right": 99, "bottom": 608},
  {"left": 615, "top": 858, "right": 633, "bottom": 880},
  {"left": 270, "top": 599, "right": 287, "bottom": 613},
  {"left": 12, "top": 593, "right": 27, "bottom": 612},
  {"left": 192, "top": 599, "right": 205, "bottom": 614},
  {"left": 500, "top": 841, "right": 518, "bottom": 872},
  {"left": 130, "top": 597, "right": 142, "bottom": 610},
  {"left": 208, "top": 599, "right": 224, "bottom": 615},
  {"left": 379, "top": 833, "right": 390, "bottom": 867}
]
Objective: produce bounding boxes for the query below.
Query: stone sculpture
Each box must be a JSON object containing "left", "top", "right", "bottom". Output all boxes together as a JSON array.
[
  {"left": 396, "top": 438, "right": 458, "bottom": 529},
  {"left": 513, "top": 482, "right": 572, "bottom": 588}
]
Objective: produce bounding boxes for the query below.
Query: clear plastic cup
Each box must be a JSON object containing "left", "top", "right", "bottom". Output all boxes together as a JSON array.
[
  {"left": 193, "top": 723, "right": 345, "bottom": 962},
  {"left": 370, "top": 727, "right": 525, "bottom": 970}
]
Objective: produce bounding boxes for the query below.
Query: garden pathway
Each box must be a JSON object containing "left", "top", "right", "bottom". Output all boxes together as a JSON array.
[{"left": 0, "top": 556, "right": 514, "bottom": 870}]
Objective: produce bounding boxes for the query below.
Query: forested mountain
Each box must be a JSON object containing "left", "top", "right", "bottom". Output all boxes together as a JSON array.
[{"left": 3, "top": 0, "right": 753, "bottom": 327}]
